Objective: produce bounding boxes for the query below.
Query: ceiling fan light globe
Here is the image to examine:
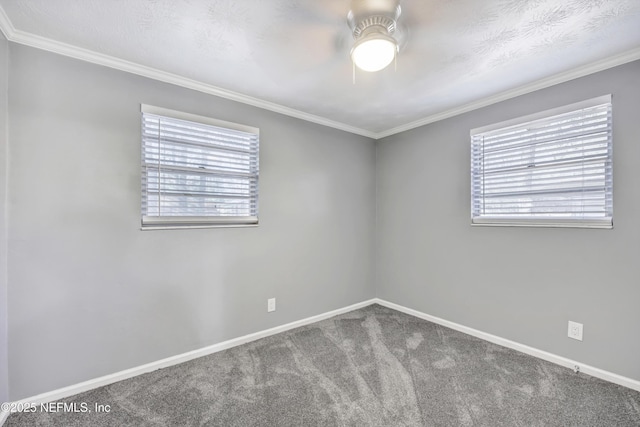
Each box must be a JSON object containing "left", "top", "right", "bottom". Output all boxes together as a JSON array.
[{"left": 351, "top": 36, "right": 396, "bottom": 72}]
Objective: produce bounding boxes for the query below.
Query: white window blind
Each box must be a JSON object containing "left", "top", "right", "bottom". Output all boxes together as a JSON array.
[
  {"left": 471, "top": 95, "right": 612, "bottom": 228},
  {"left": 141, "top": 105, "right": 259, "bottom": 228}
]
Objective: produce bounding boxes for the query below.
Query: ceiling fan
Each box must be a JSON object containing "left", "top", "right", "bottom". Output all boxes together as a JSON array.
[
  {"left": 348, "top": 0, "right": 403, "bottom": 73},
  {"left": 251, "top": 0, "right": 408, "bottom": 86}
]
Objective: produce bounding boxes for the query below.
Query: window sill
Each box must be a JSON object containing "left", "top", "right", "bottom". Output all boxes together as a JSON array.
[
  {"left": 141, "top": 223, "right": 259, "bottom": 231},
  {"left": 141, "top": 215, "right": 258, "bottom": 230},
  {"left": 471, "top": 219, "right": 612, "bottom": 229}
]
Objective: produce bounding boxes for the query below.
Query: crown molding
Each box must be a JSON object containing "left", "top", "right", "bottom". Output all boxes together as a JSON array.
[
  {"left": 376, "top": 46, "right": 640, "bottom": 139},
  {"left": 0, "top": 5, "right": 639, "bottom": 141},
  {"left": 0, "top": 5, "right": 376, "bottom": 140},
  {"left": 0, "top": 3, "right": 15, "bottom": 39}
]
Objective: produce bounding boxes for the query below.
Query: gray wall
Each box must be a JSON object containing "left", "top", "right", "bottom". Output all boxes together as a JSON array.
[
  {"left": 5, "top": 39, "right": 639, "bottom": 401},
  {"left": 0, "top": 32, "right": 8, "bottom": 404},
  {"left": 376, "top": 60, "right": 640, "bottom": 382},
  {"left": 7, "top": 44, "right": 376, "bottom": 400}
]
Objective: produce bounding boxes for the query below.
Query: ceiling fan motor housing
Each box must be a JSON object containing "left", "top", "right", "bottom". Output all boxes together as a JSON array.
[
  {"left": 348, "top": 0, "right": 402, "bottom": 72},
  {"left": 353, "top": 15, "right": 397, "bottom": 40},
  {"left": 348, "top": 0, "right": 401, "bottom": 40}
]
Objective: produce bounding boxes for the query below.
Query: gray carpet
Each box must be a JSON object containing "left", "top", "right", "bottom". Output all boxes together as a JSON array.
[{"left": 5, "top": 304, "right": 640, "bottom": 426}]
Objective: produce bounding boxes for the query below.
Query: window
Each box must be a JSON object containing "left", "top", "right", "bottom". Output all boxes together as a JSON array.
[
  {"left": 471, "top": 95, "right": 612, "bottom": 228},
  {"left": 141, "top": 105, "right": 259, "bottom": 228}
]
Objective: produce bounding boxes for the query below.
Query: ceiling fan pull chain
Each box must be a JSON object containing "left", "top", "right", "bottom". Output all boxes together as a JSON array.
[
  {"left": 394, "top": 48, "right": 397, "bottom": 72},
  {"left": 353, "top": 61, "right": 356, "bottom": 85}
]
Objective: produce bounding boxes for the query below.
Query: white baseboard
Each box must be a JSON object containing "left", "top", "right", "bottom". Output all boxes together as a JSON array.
[
  {"left": 373, "top": 298, "right": 640, "bottom": 393},
  {"left": 1, "top": 299, "right": 377, "bottom": 425},
  {"left": 3, "top": 297, "right": 639, "bottom": 426}
]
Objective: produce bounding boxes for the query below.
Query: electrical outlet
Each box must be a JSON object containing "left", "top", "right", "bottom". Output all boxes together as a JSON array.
[
  {"left": 568, "top": 321, "right": 583, "bottom": 341},
  {"left": 267, "top": 298, "right": 276, "bottom": 313}
]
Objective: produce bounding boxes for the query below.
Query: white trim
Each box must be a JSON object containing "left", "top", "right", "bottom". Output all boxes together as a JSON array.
[
  {"left": 376, "top": 48, "right": 640, "bottom": 139},
  {"left": 140, "top": 223, "right": 259, "bottom": 231},
  {"left": 471, "top": 218, "right": 613, "bottom": 229},
  {"left": 373, "top": 298, "right": 640, "bottom": 393},
  {"left": 141, "top": 216, "right": 259, "bottom": 228},
  {"left": 3, "top": 300, "right": 376, "bottom": 412},
  {"left": 2, "top": 297, "right": 639, "bottom": 426},
  {"left": 0, "top": 409, "right": 9, "bottom": 426},
  {"left": 0, "top": 7, "right": 375, "bottom": 139},
  {"left": 1, "top": 4, "right": 639, "bottom": 140},
  {"left": 0, "top": 5, "right": 15, "bottom": 39}
]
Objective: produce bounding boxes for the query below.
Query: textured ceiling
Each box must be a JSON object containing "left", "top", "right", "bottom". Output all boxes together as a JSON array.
[{"left": 1, "top": 0, "right": 639, "bottom": 137}]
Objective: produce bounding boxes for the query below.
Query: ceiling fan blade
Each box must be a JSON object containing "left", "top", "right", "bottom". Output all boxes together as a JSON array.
[{"left": 274, "top": 0, "right": 346, "bottom": 27}]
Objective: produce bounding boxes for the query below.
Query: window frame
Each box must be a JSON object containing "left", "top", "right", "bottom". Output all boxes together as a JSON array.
[
  {"left": 470, "top": 95, "right": 613, "bottom": 229},
  {"left": 140, "top": 104, "right": 260, "bottom": 230}
]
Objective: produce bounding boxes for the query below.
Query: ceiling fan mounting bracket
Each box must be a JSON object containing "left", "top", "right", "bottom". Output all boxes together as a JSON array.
[
  {"left": 347, "top": 0, "right": 401, "bottom": 38},
  {"left": 352, "top": 15, "right": 397, "bottom": 39}
]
